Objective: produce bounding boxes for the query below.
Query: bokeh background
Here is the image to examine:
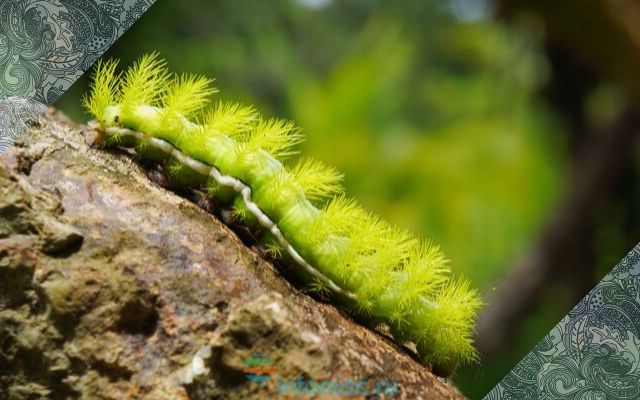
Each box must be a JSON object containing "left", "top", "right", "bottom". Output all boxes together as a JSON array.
[{"left": 57, "top": 0, "right": 640, "bottom": 397}]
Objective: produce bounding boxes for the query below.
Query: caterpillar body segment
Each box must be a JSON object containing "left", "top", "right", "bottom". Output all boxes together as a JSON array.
[{"left": 84, "top": 53, "right": 482, "bottom": 375}]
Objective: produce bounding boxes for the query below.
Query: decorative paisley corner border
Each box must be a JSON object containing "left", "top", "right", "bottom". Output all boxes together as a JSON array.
[
  {"left": 0, "top": 0, "right": 155, "bottom": 154},
  {"left": 0, "top": 97, "right": 48, "bottom": 153},
  {"left": 484, "top": 242, "right": 640, "bottom": 400},
  {"left": 0, "top": 0, "right": 156, "bottom": 103}
]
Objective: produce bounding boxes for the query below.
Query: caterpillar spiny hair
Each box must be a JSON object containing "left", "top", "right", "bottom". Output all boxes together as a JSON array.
[{"left": 83, "top": 53, "right": 482, "bottom": 375}]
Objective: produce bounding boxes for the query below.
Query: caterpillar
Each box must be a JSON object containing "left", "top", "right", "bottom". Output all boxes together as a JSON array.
[{"left": 83, "top": 53, "right": 482, "bottom": 376}]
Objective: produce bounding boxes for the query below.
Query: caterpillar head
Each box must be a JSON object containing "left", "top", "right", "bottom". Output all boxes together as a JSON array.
[{"left": 102, "top": 105, "right": 122, "bottom": 127}]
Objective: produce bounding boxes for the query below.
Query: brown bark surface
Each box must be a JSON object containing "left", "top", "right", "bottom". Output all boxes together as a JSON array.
[{"left": 0, "top": 109, "right": 464, "bottom": 400}]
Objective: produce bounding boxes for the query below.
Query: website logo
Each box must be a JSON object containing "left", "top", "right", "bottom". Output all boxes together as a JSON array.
[
  {"left": 243, "top": 353, "right": 398, "bottom": 397},
  {"left": 242, "top": 353, "right": 277, "bottom": 387}
]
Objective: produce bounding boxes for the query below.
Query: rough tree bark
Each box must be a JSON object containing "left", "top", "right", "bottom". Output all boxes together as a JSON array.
[{"left": 0, "top": 109, "right": 465, "bottom": 400}]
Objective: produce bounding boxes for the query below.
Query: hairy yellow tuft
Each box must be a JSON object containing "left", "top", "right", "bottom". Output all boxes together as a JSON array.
[
  {"left": 241, "top": 118, "right": 303, "bottom": 159},
  {"left": 161, "top": 73, "right": 217, "bottom": 120},
  {"left": 415, "top": 277, "right": 483, "bottom": 370},
  {"left": 83, "top": 58, "right": 120, "bottom": 122},
  {"left": 204, "top": 101, "right": 258, "bottom": 138},
  {"left": 291, "top": 158, "right": 344, "bottom": 202},
  {"left": 120, "top": 52, "right": 171, "bottom": 111},
  {"left": 346, "top": 221, "right": 415, "bottom": 293},
  {"left": 309, "top": 195, "right": 369, "bottom": 240}
]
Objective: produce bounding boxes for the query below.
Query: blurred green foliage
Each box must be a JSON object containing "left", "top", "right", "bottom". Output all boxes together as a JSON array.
[
  {"left": 288, "top": 17, "right": 564, "bottom": 288},
  {"left": 57, "top": 0, "right": 567, "bottom": 396}
]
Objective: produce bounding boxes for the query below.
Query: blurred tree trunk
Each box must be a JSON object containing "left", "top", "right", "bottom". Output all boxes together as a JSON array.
[{"left": 478, "top": 0, "right": 640, "bottom": 355}]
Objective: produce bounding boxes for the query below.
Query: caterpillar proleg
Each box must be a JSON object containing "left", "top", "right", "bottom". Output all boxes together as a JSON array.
[{"left": 84, "top": 53, "right": 482, "bottom": 375}]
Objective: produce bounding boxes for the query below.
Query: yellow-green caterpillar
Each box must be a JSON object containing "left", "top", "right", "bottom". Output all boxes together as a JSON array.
[{"left": 84, "top": 53, "right": 482, "bottom": 375}]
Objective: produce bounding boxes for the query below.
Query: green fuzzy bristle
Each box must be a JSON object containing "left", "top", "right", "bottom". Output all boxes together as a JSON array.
[
  {"left": 346, "top": 222, "right": 416, "bottom": 296},
  {"left": 250, "top": 168, "right": 297, "bottom": 211},
  {"left": 241, "top": 118, "right": 303, "bottom": 160},
  {"left": 395, "top": 242, "right": 449, "bottom": 309},
  {"left": 178, "top": 124, "right": 222, "bottom": 163},
  {"left": 264, "top": 241, "right": 283, "bottom": 259},
  {"left": 83, "top": 58, "right": 120, "bottom": 122},
  {"left": 161, "top": 73, "right": 217, "bottom": 120},
  {"left": 311, "top": 195, "right": 369, "bottom": 239},
  {"left": 291, "top": 158, "right": 344, "bottom": 202},
  {"left": 205, "top": 101, "right": 258, "bottom": 138},
  {"left": 231, "top": 196, "right": 253, "bottom": 223},
  {"left": 414, "top": 277, "right": 482, "bottom": 372},
  {"left": 120, "top": 52, "right": 171, "bottom": 112}
]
